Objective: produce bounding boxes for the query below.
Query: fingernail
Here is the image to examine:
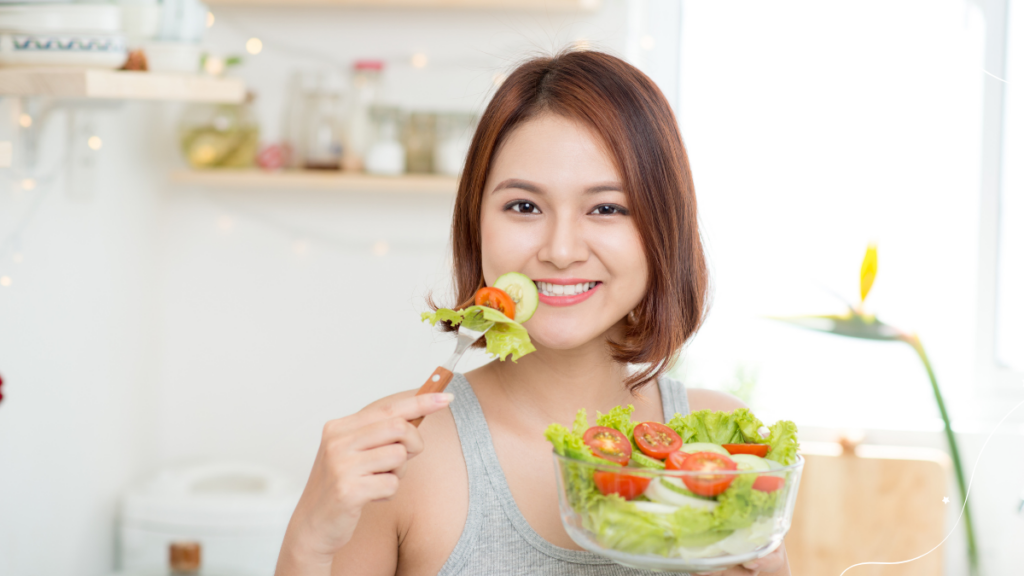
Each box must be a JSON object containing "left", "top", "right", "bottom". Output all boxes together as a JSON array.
[
  {"left": 742, "top": 561, "right": 760, "bottom": 570},
  {"left": 434, "top": 393, "right": 454, "bottom": 404}
]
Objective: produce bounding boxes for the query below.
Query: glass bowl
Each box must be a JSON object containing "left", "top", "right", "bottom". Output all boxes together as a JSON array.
[{"left": 553, "top": 451, "right": 804, "bottom": 573}]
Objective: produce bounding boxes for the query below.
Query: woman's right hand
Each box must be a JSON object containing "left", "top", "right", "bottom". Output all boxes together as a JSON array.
[{"left": 276, "top": 392, "right": 454, "bottom": 573}]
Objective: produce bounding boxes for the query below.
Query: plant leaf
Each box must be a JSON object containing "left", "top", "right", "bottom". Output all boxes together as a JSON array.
[
  {"left": 860, "top": 243, "right": 878, "bottom": 302},
  {"left": 771, "top": 313, "right": 902, "bottom": 341}
]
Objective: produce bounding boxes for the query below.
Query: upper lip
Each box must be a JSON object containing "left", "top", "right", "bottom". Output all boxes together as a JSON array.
[{"left": 533, "top": 278, "right": 600, "bottom": 285}]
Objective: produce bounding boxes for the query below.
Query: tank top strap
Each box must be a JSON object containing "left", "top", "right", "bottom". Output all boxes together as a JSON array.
[
  {"left": 656, "top": 374, "right": 691, "bottom": 422},
  {"left": 442, "top": 373, "right": 493, "bottom": 574}
]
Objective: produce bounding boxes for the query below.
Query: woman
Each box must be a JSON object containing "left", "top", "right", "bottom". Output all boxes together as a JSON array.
[{"left": 275, "top": 50, "right": 791, "bottom": 576}]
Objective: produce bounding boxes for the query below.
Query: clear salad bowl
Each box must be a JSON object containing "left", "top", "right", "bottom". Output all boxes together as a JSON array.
[{"left": 553, "top": 452, "right": 804, "bottom": 573}]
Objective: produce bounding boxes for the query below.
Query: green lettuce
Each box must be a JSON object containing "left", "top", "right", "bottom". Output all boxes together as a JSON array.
[
  {"left": 421, "top": 305, "right": 536, "bottom": 362},
  {"left": 765, "top": 420, "right": 799, "bottom": 465}
]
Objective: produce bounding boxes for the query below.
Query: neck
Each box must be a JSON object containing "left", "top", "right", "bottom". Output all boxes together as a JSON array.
[{"left": 477, "top": 331, "right": 659, "bottom": 429}]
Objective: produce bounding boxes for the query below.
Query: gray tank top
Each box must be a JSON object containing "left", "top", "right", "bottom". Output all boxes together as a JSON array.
[{"left": 437, "top": 373, "right": 691, "bottom": 576}]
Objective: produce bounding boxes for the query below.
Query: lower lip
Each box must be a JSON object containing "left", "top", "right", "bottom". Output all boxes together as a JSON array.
[{"left": 538, "top": 283, "right": 601, "bottom": 307}]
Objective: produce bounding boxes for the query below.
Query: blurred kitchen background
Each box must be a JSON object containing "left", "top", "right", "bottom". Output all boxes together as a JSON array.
[{"left": 0, "top": 0, "right": 1022, "bottom": 574}]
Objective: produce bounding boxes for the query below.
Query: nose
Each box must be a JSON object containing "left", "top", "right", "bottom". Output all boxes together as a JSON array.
[{"left": 537, "top": 212, "right": 589, "bottom": 269}]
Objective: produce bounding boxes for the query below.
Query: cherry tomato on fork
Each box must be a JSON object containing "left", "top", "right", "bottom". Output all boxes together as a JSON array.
[
  {"left": 474, "top": 287, "right": 516, "bottom": 320},
  {"left": 583, "top": 426, "right": 632, "bottom": 465},
  {"left": 633, "top": 422, "right": 682, "bottom": 460},
  {"left": 666, "top": 451, "right": 737, "bottom": 497}
]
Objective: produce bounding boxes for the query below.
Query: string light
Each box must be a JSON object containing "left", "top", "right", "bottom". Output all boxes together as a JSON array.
[
  {"left": 573, "top": 39, "right": 590, "bottom": 51},
  {"left": 246, "top": 38, "right": 263, "bottom": 55},
  {"left": 372, "top": 241, "right": 389, "bottom": 257},
  {"left": 0, "top": 276, "right": 11, "bottom": 287},
  {"left": 206, "top": 11, "right": 215, "bottom": 28},
  {"left": 411, "top": 53, "right": 428, "bottom": 69},
  {"left": 88, "top": 136, "right": 102, "bottom": 151},
  {"left": 492, "top": 72, "right": 507, "bottom": 87},
  {"left": 292, "top": 239, "right": 309, "bottom": 256},
  {"left": 640, "top": 35, "right": 656, "bottom": 50},
  {"left": 18, "top": 113, "right": 32, "bottom": 128},
  {"left": 204, "top": 56, "right": 225, "bottom": 76},
  {"left": 217, "top": 215, "right": 234, "bottom": 233},
  {"left": 12, "top": 253, "right": 22, "bottom": 264},
  {"left": 21, "top": 178, "right": 35, "bottom": 191}
]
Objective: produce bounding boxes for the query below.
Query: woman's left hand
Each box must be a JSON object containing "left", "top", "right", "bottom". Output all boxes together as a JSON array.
[{"left": 694, "top": 544, "right": 788, "bottom": 576}]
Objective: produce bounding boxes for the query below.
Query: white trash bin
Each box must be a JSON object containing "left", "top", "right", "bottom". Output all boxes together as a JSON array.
[{"left": 119, "top": 463, "right": 300, "bottom": 576}]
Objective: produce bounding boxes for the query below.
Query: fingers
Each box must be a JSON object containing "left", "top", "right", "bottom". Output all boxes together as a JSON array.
[
  {"left": 346, "top": 416, "right": 425, "bottom": 457},
  {"left": 743, "top": 546, "right": 784, "bottom": 573},
  {"left": 354, "top": 443, "right": 410, "bottom": 475},
  {"left": 347, "top": 393, "right": 454, "bottom": 431}
]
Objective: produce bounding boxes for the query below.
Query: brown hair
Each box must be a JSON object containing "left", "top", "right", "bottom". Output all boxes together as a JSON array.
[{"left": 439, "top": 49, "right": 708, "bottom": 392}]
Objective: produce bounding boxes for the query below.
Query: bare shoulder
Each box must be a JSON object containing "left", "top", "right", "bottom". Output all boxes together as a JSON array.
[{"left": 686, "top": 388, "right": 749, "bottom": 412}]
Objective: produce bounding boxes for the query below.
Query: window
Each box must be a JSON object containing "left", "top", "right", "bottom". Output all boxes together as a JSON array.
[
  {"left": 675, "top": 1, "right": 987, "bottom": 428},
  {"left": 997, "top": 0, "right": 1024, "bottom": 373}
]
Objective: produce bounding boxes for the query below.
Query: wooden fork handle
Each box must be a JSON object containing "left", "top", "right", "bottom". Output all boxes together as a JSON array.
[{"left": 410, "top": 367, "right": 454, "bottom": 427}]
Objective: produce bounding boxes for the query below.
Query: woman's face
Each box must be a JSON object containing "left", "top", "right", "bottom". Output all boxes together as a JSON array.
[{"left": 480, "top": 112, "right": 648, "bottom": 351}]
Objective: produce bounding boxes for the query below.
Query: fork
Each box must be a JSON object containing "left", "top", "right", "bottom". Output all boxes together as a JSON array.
[{"left": 410, "top": 321, "right": 491, "bottom": 427}]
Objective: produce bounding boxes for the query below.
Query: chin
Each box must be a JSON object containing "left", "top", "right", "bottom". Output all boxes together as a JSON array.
[{"left": 523, "top": 316, "right": 616, "bottom": 351}]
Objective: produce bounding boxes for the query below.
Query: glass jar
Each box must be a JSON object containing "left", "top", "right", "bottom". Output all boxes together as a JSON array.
[
  {"left": 364, "top": 106, "right": 405, "bottom": 176},
  {"left": 179, "top": 97, "right": 259, "bottom": 169},
  {"left": 403, "top": 112, "right": 436, "bottom": 174},
  {"left": 299, "top": 71, "right": 346, "bottom": 170},
  {"left": 343, "top": 59, "right": 384, "bottom": 171},
  {"left": 434, "top": 112, "right": 477, "bottom": 176}
]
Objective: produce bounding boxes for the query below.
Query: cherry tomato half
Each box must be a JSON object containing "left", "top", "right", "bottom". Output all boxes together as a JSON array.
[
  {"left": 474, "top": 287, "right": 516, "bottom": 320},
  {"left": 633, "top": 422, "right": 682, "bottom": 460},
  {"left": 593, "top": 470, "right": 651, "bottom": 500},
  {"left": 583, "top": 426, "right": 632, "bottom": 465},
  {"left": 666, "top": 451, "right": 738, "bottom": 497},
  {"left": 752, "top": 475, "right": 785, "bottom": 493},
  {"left": 722, "top": 443, "right": 770, "bottom": 458}
]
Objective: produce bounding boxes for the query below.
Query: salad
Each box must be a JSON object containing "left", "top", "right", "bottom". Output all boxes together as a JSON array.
[
  {"left": 421, "top": 272, "right": 538, "bottom": 361},
  {"left": 547, "top": 406, "right": 799, "bottom": 558}
]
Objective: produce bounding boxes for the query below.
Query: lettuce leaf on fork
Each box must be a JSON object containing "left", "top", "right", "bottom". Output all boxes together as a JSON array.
[{"left": 421, "top": 305, "right": 536, "bottom": 362}]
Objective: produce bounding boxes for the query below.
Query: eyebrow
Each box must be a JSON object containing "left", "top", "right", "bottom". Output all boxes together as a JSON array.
[{"left": 490, "top": 178, "right": 623, "bottom": 195}]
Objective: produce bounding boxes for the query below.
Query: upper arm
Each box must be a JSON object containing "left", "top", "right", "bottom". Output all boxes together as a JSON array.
[
  {"left": 685, "top": 388, "right": 750, "bottom": 413},
  {"left": 330, "top": 498, "right": 400, "bottom": 576}
]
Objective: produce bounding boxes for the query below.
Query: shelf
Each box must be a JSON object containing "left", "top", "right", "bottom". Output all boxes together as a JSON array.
[
  {"left": 170, "top": 169, "right": 459, "bottom": 194},
  {"left": 0, "top": 68, "right": 246, "bottom": 103},
  {"left": 205, "top": 0, "right": 599, "bottom": 11}
]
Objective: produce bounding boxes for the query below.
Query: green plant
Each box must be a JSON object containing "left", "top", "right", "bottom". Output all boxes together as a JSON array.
[{"left": 772, "top": 244, "right": 979, "bottom": 575}]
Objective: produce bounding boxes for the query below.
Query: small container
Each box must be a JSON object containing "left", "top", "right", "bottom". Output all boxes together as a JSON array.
[
  {"left": 343, "top": 59, "right": 384, "bottom": 171},
  {"left": 299, "top": 71, "right": 345, "bottom": 170},
  {"left": 364, "top": 106, "right": 404, "bottom": 176},
  {"left": 179, "top": 97, "right": 259, "bottom": 169},
  {"left": 434, "top": 113, "right": 476, "bottom": 176},
  {"left": 403, "top": 112, "right": 435, "bottom": 174}
]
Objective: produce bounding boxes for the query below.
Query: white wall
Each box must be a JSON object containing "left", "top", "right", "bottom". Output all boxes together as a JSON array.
[{"left": 0, "top": 102, "right": 162, "bottom": 575}]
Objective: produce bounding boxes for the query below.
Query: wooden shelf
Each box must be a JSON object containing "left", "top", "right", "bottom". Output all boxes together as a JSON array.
[
  {"left": 171, "top": 169, "right": 459, "bottom": 194},
  {"left": 0, "top": 68, "right": 246, "bottom": 103},
  {"left": 205, "top": 0, "right": 599, "bottom": 11}
]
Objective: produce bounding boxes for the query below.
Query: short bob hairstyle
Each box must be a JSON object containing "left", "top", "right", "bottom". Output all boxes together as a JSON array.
[{"left": 440, "top": 49, "right": 708, "bottom": 392}]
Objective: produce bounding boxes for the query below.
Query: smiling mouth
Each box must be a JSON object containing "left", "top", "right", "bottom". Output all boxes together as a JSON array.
[{"left": 535, "top": 281, "right": 600, "bottom": 297}]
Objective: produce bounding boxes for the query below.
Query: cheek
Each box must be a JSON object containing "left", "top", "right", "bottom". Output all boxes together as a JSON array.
[
  {"left": 479, "top": 210, "right": 536, "bottom": 285},
  {"left": 593, "top": 226, "right": 648, "bottom": 299}
]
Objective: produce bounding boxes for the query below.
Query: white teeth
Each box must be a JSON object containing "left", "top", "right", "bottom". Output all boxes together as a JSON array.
[{"left": 537, "top": 281, "right": 598, "bottom": 297}]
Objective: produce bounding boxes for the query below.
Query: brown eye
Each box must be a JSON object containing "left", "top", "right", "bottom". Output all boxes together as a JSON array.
[
  {"left": 590, "top": 204, "right": 628, "bottom": 216},
  {"left": 508, "top": 201, "right": 540, "bottom": 214}
]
